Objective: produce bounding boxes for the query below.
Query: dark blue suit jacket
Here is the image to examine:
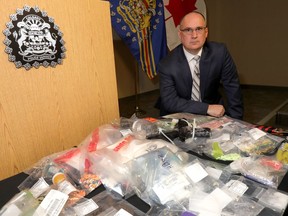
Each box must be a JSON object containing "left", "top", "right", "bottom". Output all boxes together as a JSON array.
[{"left": 157, "top": 41, "right": 244, "bottom": 119}]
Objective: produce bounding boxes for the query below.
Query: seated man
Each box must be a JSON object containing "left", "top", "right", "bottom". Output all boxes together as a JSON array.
[{"left": 157, "top": 11, "right": 243, "bottom": 120}]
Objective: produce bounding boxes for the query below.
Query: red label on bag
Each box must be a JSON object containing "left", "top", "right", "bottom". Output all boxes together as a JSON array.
[
  {"left": 113, "top": 135, "right": 133, "bottom": 152},
  {"left": 54, "top": 148, "right": 80, "bottom": 163},
  {"left": 87, "top": 128, "right": 100, "bottom": 152}
]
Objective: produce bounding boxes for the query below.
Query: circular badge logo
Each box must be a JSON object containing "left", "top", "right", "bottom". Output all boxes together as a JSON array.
[{"left": 3, "top": 5, "right": 66, "bottom": 70}]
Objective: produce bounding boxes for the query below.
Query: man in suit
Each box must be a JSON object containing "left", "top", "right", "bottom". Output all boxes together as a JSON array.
[{"left": 157, "top": 11, "right": 243, "bottom": 120}]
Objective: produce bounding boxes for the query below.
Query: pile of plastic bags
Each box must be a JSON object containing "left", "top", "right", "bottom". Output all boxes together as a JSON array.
[{"left": 1, "top": 113, "right": 288, "bottom": 216}]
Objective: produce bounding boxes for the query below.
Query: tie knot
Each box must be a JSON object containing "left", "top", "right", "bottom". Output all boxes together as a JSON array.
[{"left": 193, "top": 55, "right": 200, "bottom": 62}]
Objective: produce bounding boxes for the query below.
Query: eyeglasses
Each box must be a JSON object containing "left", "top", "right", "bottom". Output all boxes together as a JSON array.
[{"left": 180, "top": 26, "right": 206, "bottom": 35}]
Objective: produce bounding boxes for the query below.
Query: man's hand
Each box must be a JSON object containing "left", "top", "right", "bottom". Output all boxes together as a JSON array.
[{"left": 207, "top": 104, "right": 225, "bottom": 117}]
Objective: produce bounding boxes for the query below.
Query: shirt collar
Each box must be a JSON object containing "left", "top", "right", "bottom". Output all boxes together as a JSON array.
[{"left": 183, "top": 47, "right": 202, "bottom": 62}]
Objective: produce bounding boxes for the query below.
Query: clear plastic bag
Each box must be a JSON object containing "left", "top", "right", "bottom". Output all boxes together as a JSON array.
[
  {"left": 188, "top": 187, "right": 233, "bottom": 216},
  {"left": 88, "top": 135, "right": 185, "bottom": 198},
  {"left": 227, "top": 156, "right": 287, "bottom": 188},
  {"left": 174, "top": 115, "right": 285, "bottom": 161},
  {"left": 233, "top": 131, "right": 284, "bottom": 156},
  {"left": 129, "top": 146, "right": 191, "bottom": 207},
  {"left": 131, "top": 119, "right": 159, "bottom": 139},
  {"left": 0, "top": 190, "right": 40, "bottom": 216},
  {"left": 88, "top": 146, "right": 134, "bottom": 197},
  {"left": 276, "top": 141, "right": 288, "bottom": 165},
  {"left": 221, "top": 196, "right": 264, "bottom": 216},
  {"left": 18, "top": 160, "right": 86, "bottom": 207},
  {"left": 53, "top": 147, "right": 101, "bottom": 193},
  {"left": 78, "top": 124, "right": 123, "bottom": 152},
  {"left": 222, "top": 175, "right": 288, "bottom": 215},
  {"left": 183, "top": 159, "right": 225, "bottom": 193},
  {"left": 68, "top": 190, "right": 147, "bottom": 216},
  {"left": 258, "top": 188, "right": 288, "bottom": 213}
]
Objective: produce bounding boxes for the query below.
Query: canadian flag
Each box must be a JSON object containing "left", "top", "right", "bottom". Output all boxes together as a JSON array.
[{"left": 163, "top": 0, "right": 207, "bottom": 50}]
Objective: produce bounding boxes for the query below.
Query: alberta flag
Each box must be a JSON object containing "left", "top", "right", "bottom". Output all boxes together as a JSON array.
[{"left": 109, "top": 0, "right": 168, "bottom": 79}]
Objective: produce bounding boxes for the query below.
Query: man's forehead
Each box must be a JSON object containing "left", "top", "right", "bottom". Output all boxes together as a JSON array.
[{"left": 181, "top": 12, "right": 206, "bottom": 26}]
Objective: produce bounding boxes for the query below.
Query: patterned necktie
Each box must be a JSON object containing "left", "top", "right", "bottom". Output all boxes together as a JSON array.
[{"left": 191, "top": 55, "right": 201, "bottom": 101}]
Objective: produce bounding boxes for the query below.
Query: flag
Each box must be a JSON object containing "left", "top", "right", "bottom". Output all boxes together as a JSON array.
[
  {"left": 109, "top": 0, "right": 168, "bottom": 80},
  {"left": 163, "top": 0, "right": 207, "bottom": 50}
]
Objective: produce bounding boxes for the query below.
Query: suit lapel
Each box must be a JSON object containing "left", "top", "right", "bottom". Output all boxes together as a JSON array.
[
  {"left": 199, "top": 44, "right": 211, "bottom": 100},
  {"left": 177, "top": 46, "right": 193, "bottom": 97}
]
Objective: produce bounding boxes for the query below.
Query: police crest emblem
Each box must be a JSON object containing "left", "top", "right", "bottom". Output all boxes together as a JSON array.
[{"left": 3, "top": 5, "right": 66, "bottom": 70}]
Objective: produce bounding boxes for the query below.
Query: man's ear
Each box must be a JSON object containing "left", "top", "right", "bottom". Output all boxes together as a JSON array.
[{"left": 177, "top": 29, "right": 181, "bottom": 40}]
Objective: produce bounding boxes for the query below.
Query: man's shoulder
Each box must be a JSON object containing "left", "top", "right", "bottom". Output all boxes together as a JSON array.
[
  {"left": 159, "top": 44, "right": 183, "bottom": 64},
  {"left": 203, "top": 41, "right": 228, "bottom": 56},
  {"left": 205, "top": 41, "right": 226, "bottom": 49},
  {"left": 167, "top": 44, "right": 183, "bottom": 56}
]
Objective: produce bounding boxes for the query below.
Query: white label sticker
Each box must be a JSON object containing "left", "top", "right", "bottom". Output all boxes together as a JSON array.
[
  {"left": 114, "top": 208, "right": 133, "bottom": 216},
  {"left": 120, "top": 129, "right": 132, "bottom": 137},
  {"left": 205, "top": 166, "right": 222, "bottom": 180},
  {"left": 34, "top": 189, "right": 68, "bottom": 216},
  {"left": 57, "top": 180, "right": 77, "bottom": 195},
  {"left": 205, "top": 188, "right": 233, "bottom": 210},
  {"left": 185, "top": 163, "right": 208, "bottom": 183},
  {"left": 0, "top": 204, "right": 22, "bottom": 216},
  {"left": 29, "top": 177, "right": 50, "bottom": 198},
  {"left": 188, "top": 187, "right": 233, "bottom": 215},
  {"left": 248, "top": 128, "right": 266, "bottom": 140},
  {"left": 73, "top": 199, "right": 99, "bottom": 216},
  {"left": 152, "top": 172, "right": 190, "bottom": 204},
  {"left": 226, "top": 180, "right": 248, "bottom": 196}
]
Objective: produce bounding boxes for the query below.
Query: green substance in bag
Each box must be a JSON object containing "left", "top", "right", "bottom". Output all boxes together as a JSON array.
[
  {"left": 212, "top": 142, "right": 241, "bottom": 161},
  {"left": 212, "top": 142, "right": 224, "bottom": 159},
  {"left": 217, "top": 153, "right": 241, "bottom": 161}
]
